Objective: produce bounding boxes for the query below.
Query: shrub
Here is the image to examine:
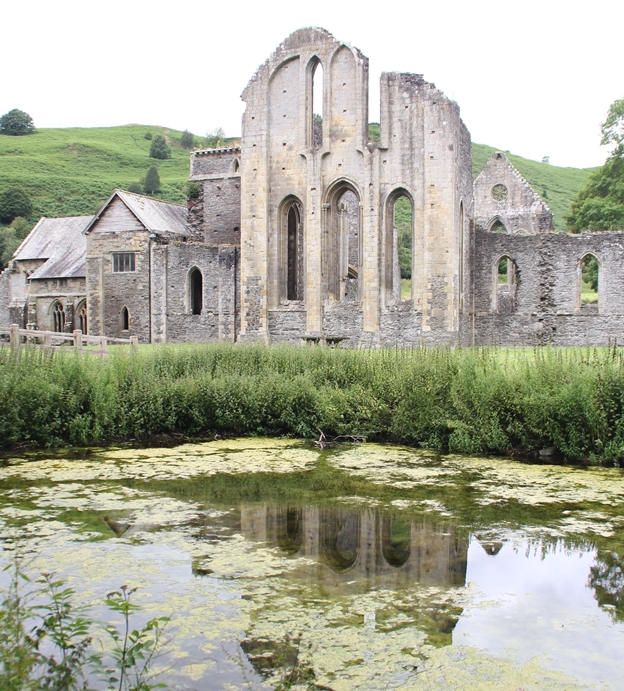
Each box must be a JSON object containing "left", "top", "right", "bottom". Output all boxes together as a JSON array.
[
  {"left": 186, "top": 182, "right": 200, "bottom": 200},
  {"left": 149, "top": 135, "right": 170, "bottom": 160},
  {"left": 0, "top": 109, "right": 35, "bottom": 136},
  {"left": 0, "top": 187, "right": 33, "bottom": 223},
  {"left": 144, "top": 132, "right": 153, "bottom": 140},
  {"left": 205, "top": 127, "right": 225, "bottom": 148},
  {"left": 180, "top": 129, "right": 194, "bottom": 149},
  {"left": 143, "top": 167, "right": 161, "bottom": 195},
  {"left": 127, "top": 182, "right": 143, "bottom": 194}
]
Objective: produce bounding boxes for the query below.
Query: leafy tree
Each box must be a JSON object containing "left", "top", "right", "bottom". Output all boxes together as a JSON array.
[
  {"left": 9, "top": 216, "right": 32, "bottom": 240},
  {"left": 127, "top": 182, "right": 143, "bottom": 194},
  {"left": 143, "top": 166, "right": 161, "bottom": 195},
  {"left": 180, "top": 129, "right": 194, "bottom": 149},
  {"left": 0, "top": 187, "right": 33, "bottom": 223},
  {"left": 0, "top": 226, "right": 20, "bottom": 270},
  {"left": 582, "top": 255, "right": 599, "bottom": 291},
  {"left": 144, "top": 132, "right": 153, "bottom": 140},
  {"left": 205, "top": 127, "right": 226, "bottom": 148},
  {"left": 149, "top": 134, "right": 170, "bottom": 160},
  {"left": 566, "top": 98, "right": 624, "bottom": 232},
  {"left": 0, "top": 109, "right": 35, "bottom": 136}
]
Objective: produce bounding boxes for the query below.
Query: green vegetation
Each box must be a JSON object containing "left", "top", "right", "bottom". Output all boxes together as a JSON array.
[
  {"left": 0, "top": 217, "right": 33, "bottom": 270},
  {"left": 566, "top": 98, "right": 624, "bottom": 232},
  {"left": 0, "top": 109, "right": 35, "bottom": 136},
  {"left": 472, "top": 143, "right": 596, "bottom": 231},
  {"left": 0, "top": 187, "right": 32, "bottom": 223},
  {"left": 180, "top": 130, "right": 194, "bottom": 150},
  {"left": 148, "top": 134, "right": 170, "bottom": 160},
  {"left": 394, "top": 196, "right": 412, "bottom": 279},
  {"left": 3, "top": 344, "right": 624, "bottom": 465},
  {"left": 143, "top": 166, "right": 161, "bottom": 195},
  {"left": 0, "top": 555, "right": 167, "bottom": 690}
]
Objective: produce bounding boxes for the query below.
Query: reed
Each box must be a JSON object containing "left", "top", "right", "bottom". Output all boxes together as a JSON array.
[{"left": 2, "top": 343, "right": 624, "bottom": 464}]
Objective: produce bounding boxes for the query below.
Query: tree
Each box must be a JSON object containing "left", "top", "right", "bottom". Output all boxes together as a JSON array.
[
  {"left": 0, "top": 226, "right": 20, "bottom": 270},
  {"left": 143, "top": 166, "right": 161, "bottom": 195},
  {"left": 0, "top": 109, "right": 35, "bottom": 136},
  {"left": 205, "top": 127, "right": 225, "bottom": 148},
  {"left": 0, "top": 188, "right": 33, "bottom": 223},
  {"left": 181, "top": 130, "right": 194, "bottom": 149},
  {"left": 186, "top": 182, "right": 200, "bottom": 200},
  {"left": 149, "top": 134, "right": 170, "bottom": 160},
  {"left": 127, "top": 182, "right": 143, "bottom": 194},
  {"left": 9, "top": 216, "right": 32, "bottom": 240},
  {"left": 566, "top": 98, "right": 624, "bottom": 232}
]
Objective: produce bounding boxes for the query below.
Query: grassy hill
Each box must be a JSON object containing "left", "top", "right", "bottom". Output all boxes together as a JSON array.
[
  {"left": 0, "top": 125, "right": 594, "bottom": 232},
  {"left": 472, "top": 143, "right": 596, "bottom": 231}
]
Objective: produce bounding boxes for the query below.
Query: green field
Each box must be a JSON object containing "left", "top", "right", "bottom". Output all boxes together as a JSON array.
[{"left": 0, "top": 125, "right": 594, "bottom": 232}]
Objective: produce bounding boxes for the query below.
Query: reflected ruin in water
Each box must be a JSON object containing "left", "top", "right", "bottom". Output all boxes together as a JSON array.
[{"left": 1, "top": 438, "right": 624, "bottom": 690}]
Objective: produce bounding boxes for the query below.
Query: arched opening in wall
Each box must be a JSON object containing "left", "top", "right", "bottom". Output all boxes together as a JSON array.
[
  {"left": 121, "top": 306, "right": 130, "bottom": 331},
  {"left": 233, "top": 158, "right": 240, "bottom": 173},
  {"left": 496, "top": 256, "right": 517, "bottom": 314},
  {"left": 280, "top": 197, "right": 304, "bottom": 302},
  {"left": 325, "top": 182, "right": 361, "bottom": 303},
  {"left": 77, "top": 301, "right": 88, "bottom": 335},
  {"left": 381, "top": 515, "right": 411, "bottom": 568},
  {"left": 490, "top": 218, "right": 508, "bottom": 233},
  {"left": 320, "top": 508, "right": 359, "bottom": 573},
  {"left": 384, "top": 190, "right": 414, "bottom": 304},
  {"left": 190, "top": 267, "right": 203, "bottom": 315},
  {"left": 309, "top": 58, "right": 323, "bottom": 148},
  {"left": 276, "top": 507, "right": 303, "bottom": 555},
  {"left": 459, "top": 201, "right": 465, "bottom": 310},
  {"left": 581, "top": 254, "right": 599, "bottom": 309},
  {"left": 52, "top": 302, "right": 65, "bottom": 333}
]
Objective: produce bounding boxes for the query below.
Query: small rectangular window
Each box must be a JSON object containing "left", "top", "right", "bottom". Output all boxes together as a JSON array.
[{"left": 112, "top": 253, "right": 135, "bottom": 273}]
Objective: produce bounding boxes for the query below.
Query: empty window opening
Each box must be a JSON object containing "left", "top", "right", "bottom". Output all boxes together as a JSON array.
[
  {"left": 113, "top": 252, "right": 135, "bottom": 272},
  {"left": 121, "top": 306, "right": 130, "bottom": 331},
  {"left": 490, "top": 219, "right": 508, "bottom": 233},
  {"left": 496, "top": 256, "right": 517, "bottom": 314},
  {"left": 286, "top": 205, "right": 300, "bottom": 300},
  {"left": 77, "top": 301, "right": 88, "bottom": 335},
  {"left": 190, "top": 267, "right": 203, "bottom": 315},
  {"left": 581, "top": 254, "right": 599, "bottom": 308},
  {"left": 53, "top": 302, "right": 65, "bottom": 333},
  {"left": 233, "top": 159, "right": 240, "bottom": 173},
  {"left": 311, "top": 59, "right": 323, "bottom": 147},
  {"left": 394, "top": 196, "right": 413, "bottom": 301},
  {"left": 339, "top": 190, "right": 360, "bottom": 301},
  {"left": 459, "top": 201, "right": 465, "bottom": 309}
]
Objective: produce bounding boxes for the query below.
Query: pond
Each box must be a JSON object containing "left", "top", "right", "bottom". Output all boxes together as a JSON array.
[{"left": 1, "top": 438, "right": 624, "bottom": 690}]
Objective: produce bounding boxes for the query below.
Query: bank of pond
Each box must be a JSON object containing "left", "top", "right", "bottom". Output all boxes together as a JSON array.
[{"left": 2, "top": 343, "right": 624, "bottom": 465}]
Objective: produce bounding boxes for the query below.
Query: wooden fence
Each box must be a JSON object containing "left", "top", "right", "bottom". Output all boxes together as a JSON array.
[{"left": 0, "top": 324, "right": 138, "bottom": 358}]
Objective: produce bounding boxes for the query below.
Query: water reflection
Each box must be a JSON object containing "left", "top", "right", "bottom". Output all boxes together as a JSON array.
[{"left": 226, "top": 504, "right": 468, "bottom": 590}]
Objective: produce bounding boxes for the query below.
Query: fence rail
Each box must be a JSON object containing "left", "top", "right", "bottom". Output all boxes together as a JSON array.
[{"left": 0, "top": 324, "right": 138, "bottom": 357}]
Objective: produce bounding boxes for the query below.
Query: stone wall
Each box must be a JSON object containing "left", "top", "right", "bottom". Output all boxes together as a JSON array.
[{"left": 473, "top": 230, "right": 624, "bottom": 346}]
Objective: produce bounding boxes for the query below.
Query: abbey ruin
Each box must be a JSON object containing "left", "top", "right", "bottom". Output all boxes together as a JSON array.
[{"left": 2, "top": 27, "right": 624, "bottom": 347}]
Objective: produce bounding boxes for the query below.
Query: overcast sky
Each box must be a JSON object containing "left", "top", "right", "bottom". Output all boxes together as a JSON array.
[{"left": 2, "top": 0, "right": 621, "bottom": 169}]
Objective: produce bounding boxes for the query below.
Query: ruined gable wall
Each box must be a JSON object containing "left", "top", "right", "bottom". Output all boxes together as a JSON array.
[
  {"left": 474, "top": 153, "right": 553, "bottom": 235},
  {"left": 188, "top": 149, "right": 241, "bottom": 246},
  {"left": 472, "top": 229, "right": 624, "bottom": 345}
]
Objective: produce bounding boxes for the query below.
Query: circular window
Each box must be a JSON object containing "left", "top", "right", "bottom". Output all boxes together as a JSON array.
[{"left": 492, "top": 184, "right": 508, "bottom": 201}]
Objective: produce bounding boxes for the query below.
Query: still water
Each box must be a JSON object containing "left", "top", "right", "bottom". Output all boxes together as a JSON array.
[{"left": 1, "top": 438, "right": 624, "bottom": 690}]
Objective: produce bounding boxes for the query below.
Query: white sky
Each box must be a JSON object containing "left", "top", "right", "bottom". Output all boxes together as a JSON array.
[{"left": 1, "top": 0, "right": 622, "bottom": 169}]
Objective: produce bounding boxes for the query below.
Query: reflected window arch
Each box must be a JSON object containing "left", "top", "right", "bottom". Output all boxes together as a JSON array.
[
  {"left": 189, "top": 267, "right": 203, "bottom": 315},
  {"left": 277, "top": 507, "right": 303, "bottom": 555},
  {"left": 320, "top": 508, "right": 360, "bottom": 572},
  {"left": 77, "top": 300, "right": 88, "bottom": 335},
  {"left": 121, "top": 306, "right": 130, "bottom": 331},
  {"left": 580, "top": 253, "right": 599, "bottom": 310},
  {"left": 52, "top": 301, "right": 65, "bottom": 333},
  {"left": 382, "top": 515, "right": 411, "bottom": 568}
]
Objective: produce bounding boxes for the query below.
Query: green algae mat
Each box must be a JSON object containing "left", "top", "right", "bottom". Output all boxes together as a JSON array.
[{"left": 1, "top": 438, "right": 623, "bottom": 690}]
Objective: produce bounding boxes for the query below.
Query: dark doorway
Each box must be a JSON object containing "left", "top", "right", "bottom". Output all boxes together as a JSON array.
[{"left": 190, "top": 268, "right": 203, "bottom": 315}]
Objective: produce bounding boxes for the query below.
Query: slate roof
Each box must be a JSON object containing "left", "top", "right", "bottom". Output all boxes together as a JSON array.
[
  {"left": 13, "top": 216, "right": 92, "bottom": 280},
  {"left": 84, "top": 190, "right": 188, "bottom": 235}
]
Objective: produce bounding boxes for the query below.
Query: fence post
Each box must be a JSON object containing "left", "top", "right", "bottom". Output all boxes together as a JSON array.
[
  {"left": 130, "top": 335, "right": 138, "bottom": 349},
  {"left": 44, "top": 331, "right": 52, "bottom": 350},
  {"left": 10, "top": 324, "right": 20, "bottom": 352},
  {"left": 99, "top": 337, "right": 108, "bottom": 358},
  {"left": 74, "top": 329, "right": 83, "bottom": 351}
]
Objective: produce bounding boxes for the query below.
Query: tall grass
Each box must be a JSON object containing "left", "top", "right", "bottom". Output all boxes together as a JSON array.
[{"left": 2, "top": 344, "right": 624, "bottom": 465}]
